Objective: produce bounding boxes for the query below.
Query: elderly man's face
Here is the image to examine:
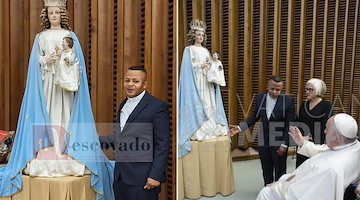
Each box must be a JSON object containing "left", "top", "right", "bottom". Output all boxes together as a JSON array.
[{"left": 324, "top": 116, "right": 340, "bottom": 148}]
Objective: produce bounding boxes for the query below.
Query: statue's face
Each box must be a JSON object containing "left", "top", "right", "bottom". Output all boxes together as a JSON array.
[
  {"left": 62, "top": 38, "right": 69, "bottom": 50},
  {"left": 212, "top": 53, "right": 219, "bottom": 60},
  {"left": 47, "top": 6, "right": 61, "bottom": 27},
  {"left": 194, "top": 30, "right": 204, "bottom": 45}
]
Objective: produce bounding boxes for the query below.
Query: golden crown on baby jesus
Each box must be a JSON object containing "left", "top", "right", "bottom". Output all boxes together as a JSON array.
[
  {"left": 43, "top": 0, "right": 67, "bottom": 7},
  {"left": 190, "top": 19, "right": 207, "bottom": 32}
]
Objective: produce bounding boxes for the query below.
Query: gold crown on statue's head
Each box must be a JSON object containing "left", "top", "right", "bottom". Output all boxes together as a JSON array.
[
  {"left": 189, "top": 19, "right": 207, "bottom": 32},
  {"left": 43, "top": 0, "right": 67, "bottom": 7}
]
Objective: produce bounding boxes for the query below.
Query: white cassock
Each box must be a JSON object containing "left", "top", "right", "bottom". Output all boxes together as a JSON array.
[{"left": 257, "top": 140, "right": 360, "bottom": 200}]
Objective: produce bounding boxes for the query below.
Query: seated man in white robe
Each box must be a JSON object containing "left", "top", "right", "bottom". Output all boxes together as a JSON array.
[{"left": 256, "top": 113, "right": 360, "bottom": 200}]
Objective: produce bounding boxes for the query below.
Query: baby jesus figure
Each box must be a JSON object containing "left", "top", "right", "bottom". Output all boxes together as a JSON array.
[{"left": 54, "top": 36, "right": 80, "bottom": 91}]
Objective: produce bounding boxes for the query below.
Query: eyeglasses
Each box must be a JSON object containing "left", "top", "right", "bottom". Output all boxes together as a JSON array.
[{"left": 304, "top": 87, "right": 314, "bottom": 91}]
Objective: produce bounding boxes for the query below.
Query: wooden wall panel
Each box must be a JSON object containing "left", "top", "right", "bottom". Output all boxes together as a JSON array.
[
  {"left": 243, "top": 0, "right": 253, "bottom": 148},
  {"left": 89, "top": 0, "right": 98, "bottom": 114},
  {"left": 259, "top": 0, "right": 268, "bottom": 91},
  {"left": 224, "top": 0, "right": 238, "bottom": 144},
  {"left": 23, "top": 0, "right": 30, "bottom": 74},
  {"left": 204, "top": 0, "right": 211, "bottom": 50},
  {"left": 286, "top": 0, "right": 294, "bottom": 93},
  {"left": 147, "top": 0, "right": 169, "bottom": 100},
  {"left": 314, "top": 0, "right": 324, "bottom": 80},
  {"left": 179, "top": 0, "right": 186, "bottom": 60},
  {"left": 273, "top": 0, "right": 281, "bottom": 75},
  {"left": 221, "top": 0, "right": 230, "bottom": 144},
  {"left": 310, "top": 0, "right": 318, "bottom": 77},
  {"left": 192, "top": 0, "right": 205, "bottom": 20},
  {"left": 71, "top": 0, "right": 90, "bottom": 62},
  {"left": 330, "top": 0, "right": 340, "bottom": 103},
  {"left": 211, "top": 0, "right": 221, "bottom": 51},
  {"left": 350, "top": 0, "right": 359, "bottom": 115},
  {"left": 10, "top": 0, "right": 26, "bottom": 132},
  {"left": 168, "top": 1, "right": 176, "bottom": 198},
  {"left": 297, "top": 0, "right": 307, "bottom": 109},
  {"left": 235, "top": 0, "right": 244, "bottom": 147},
  {"left": 321, "top": 0, "right": 329, "bottom": 81},
  {"left": 29, "top": 0, "right": 43, "bottom": 49},
  {"left": 95, "top": 0, "right": 115, "bottom": 125},
  {"left": 0, "top": 0, "right": 10, "bottom": 130},
  {"left": 116, "top": 0, "right": 124, "bottom": 108},
  {"left": 223, "top": 0, "right": 237, "bottom": 146},
  {"left": 291, "top": 0, "right": 302, "bottom": 109},
  {"left": 181, "top": 0, "right": 360, "bottom": 149},
  {"left": 122, "top": 1, "right": 142, "bottom": 72},
  {"left": 279, "top": 0, "right": 288, "bottom": 86}
]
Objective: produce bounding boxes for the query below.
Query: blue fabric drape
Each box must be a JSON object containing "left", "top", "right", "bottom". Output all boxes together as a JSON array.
[
  {"left": 0, "top": 32, "right": 114, "bottom": 200},
  {"left": 178, "top": 46, "right": 228, "bottom": 157}
]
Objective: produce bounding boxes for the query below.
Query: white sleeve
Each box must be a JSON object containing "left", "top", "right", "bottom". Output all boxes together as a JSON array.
[
  {"left": 297, "top": 140, "right": 329, "bottom": 157},
  {"left": 38, "top": 35, "right": 48, "bottom": 80}
]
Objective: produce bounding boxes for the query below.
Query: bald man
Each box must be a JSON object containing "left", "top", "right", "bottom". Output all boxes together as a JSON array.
[{"left": 256, "top": 113, "right": 360, "bottom": 200}]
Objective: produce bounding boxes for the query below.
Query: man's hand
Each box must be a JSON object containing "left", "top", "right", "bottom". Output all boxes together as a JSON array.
[
  {"left": 143, "top": 177, "right": 160, "bottom": 190},
  {"left": 288, "top": 126, "right": 305, "bottom": 147},
  {"left": 277, "top": 146, "right": 287, "bottom": 156},
  {"left": 266, "top": 182, "right": 274, "bottom": 187},
  {"left": 228, "top": 125, "right": 240, "bottom": 137}
]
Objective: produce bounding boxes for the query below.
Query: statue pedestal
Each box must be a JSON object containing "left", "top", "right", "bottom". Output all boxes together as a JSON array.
[
  {"left": 0, "top": 175, "right": 95, "bottom": 200},
  {"left": 178, "top": 136, "right": 235, "bottom": 199}
]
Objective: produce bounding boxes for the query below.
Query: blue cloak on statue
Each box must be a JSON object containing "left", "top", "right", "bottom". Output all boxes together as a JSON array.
[
  {"left": 178, "top": 46, "right": 228, "bottom": 157},
  {"left": 0, "top": 32, "right": 115, "bottom": 200}
]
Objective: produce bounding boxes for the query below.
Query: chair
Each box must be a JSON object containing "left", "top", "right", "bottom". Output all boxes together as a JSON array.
[{"left": 344, "top": 183, "right": 358, "bottom": 200}]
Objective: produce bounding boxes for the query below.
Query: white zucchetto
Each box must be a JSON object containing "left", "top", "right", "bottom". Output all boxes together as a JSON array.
[{"left": 333, "top": 113, "right": 358, "bottom": 139}]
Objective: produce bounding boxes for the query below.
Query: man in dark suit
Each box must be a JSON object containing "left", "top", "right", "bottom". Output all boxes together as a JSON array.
[
  {"left": 229, "top": 75, "right": 295, "bottom": 185},
  {"left": 100, "top": 66, "right": 170, "bottom": 200}
]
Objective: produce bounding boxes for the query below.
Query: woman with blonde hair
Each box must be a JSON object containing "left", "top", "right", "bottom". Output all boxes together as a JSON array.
[{"left": 296, "top": 78, "right": 333, "bottom": 167}]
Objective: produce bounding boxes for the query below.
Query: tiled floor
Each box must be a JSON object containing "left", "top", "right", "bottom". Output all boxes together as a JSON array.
[{"left": 185, "top": 156, "right": 297, "bottom": 200}]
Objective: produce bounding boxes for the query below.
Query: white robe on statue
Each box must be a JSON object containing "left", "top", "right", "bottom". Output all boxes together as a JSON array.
[
  {"left": 257, "top": 140, "right": 360, "bottom": 200},
  {"left": 207, "top": 60, "right": 226, "bottom": 86},
  {"left": 188, "top": 45, "right": 227, "bottom": 141},
  {"left": 25, "top": 29, "right": 85, "bottom": 177}
]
